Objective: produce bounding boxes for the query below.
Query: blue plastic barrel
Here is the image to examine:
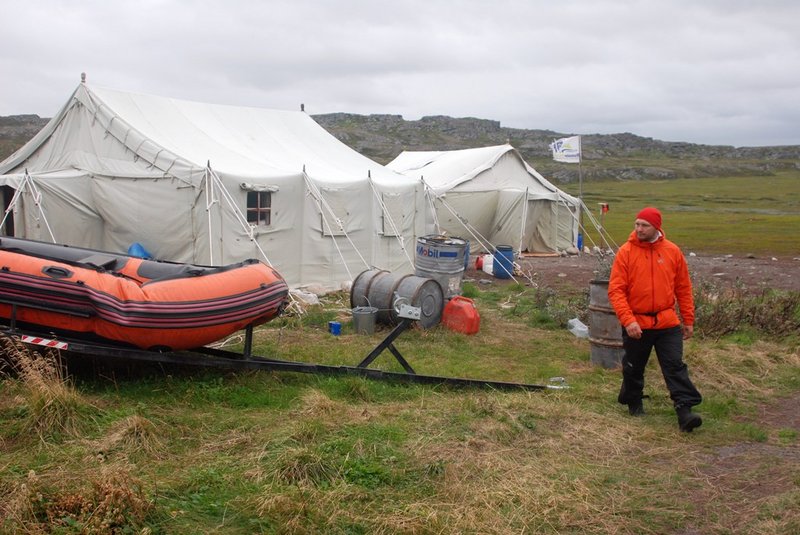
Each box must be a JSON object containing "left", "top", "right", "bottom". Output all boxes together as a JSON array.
[{"left": 493, "top": 245, "right": 514, "bottom": 279}]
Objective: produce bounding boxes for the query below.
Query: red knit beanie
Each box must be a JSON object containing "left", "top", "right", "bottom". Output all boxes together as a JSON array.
[{"left": 636, "top": 207, "right": 662, "bottom": 230}]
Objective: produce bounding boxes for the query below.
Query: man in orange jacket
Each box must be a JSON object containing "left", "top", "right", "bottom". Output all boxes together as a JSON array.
[{"left": 608, "top": 207, "right": 702, "bottom": 432}]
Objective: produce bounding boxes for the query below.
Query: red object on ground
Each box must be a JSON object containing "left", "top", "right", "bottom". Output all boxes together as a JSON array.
[
  {"left": 441, "top": 296, "right": 481, "bottom": 335},
  {"left": 475, "top": 255, "right": 484, "bottom": 270}
]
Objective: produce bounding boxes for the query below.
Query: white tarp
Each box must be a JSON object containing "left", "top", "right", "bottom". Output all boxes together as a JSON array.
[
  {"left": 387, "top": 145, "right": 580, "bottom": 253},
  {"left": 0, "top": 83, "right": 431, "bottom": 290}
]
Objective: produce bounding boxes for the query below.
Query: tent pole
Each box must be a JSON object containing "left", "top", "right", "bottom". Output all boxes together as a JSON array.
[
  {"left": 10, "top": 169, "right": 57, "bottom": 243},
  {"left": 518, "top": 187, "right": 528, "bottom": 254},
  {"left": 578, "top": 136, "right": 584, "bottom": 251},
  {"left": 204, "top": 163, "right": 215, "bottom": 265},
  {"left": 0, "top": 180, "right": 25, "bottom": 234}
]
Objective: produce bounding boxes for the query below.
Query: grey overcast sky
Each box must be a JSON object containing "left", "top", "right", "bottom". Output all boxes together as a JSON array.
[{"left": 1, "top": 0, "right": 798, "bottom": 147}]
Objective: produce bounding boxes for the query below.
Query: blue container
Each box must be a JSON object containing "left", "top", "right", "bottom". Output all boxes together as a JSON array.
[
  {"left": 328, "top": 321, "right": 341, "bottom": 335},
  {"left": 577, "top": 232, "right": 584, "bottom": 252},
  {"left": 493, "top": 245, "right": 514, "bottom": 279},
  {"left": 127, "top": 242, "right": 152, "bottom": 259}
]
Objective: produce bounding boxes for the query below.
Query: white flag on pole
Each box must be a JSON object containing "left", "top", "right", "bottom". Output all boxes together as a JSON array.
[{"left": 550, "top": 136, "right": 581, "bottom": 163}]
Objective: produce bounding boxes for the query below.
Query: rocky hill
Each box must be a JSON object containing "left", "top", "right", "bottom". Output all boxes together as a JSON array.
[
  {"left": 0, "top": 115, "right": 49, "bottom": 162},
  {"left": 2, "top": 113, "right": 798, "bottom": 184},
  {"left": 313, "top": 113, "right": 800, "bottom": 184}
]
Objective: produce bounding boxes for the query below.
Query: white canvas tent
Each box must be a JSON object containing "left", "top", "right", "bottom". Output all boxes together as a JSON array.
[
  {"left": 0, "top": 82, "right": 431, "bottom": 290},
  {"left": 387, "top": 145, "right": 581, "bottom": 254}
]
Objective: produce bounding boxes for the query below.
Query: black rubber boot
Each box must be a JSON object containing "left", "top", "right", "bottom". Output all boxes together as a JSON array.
[
  {"left": 676, "top": 406, "right": 702, "bottom": 432},
  {"left": 628, "top": 400, "right": 645, "bottom": 416}
]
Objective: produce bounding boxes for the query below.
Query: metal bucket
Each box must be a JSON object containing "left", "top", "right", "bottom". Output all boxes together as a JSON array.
[
  {"left": 352, "top": 306, "right": 378, "bottom": 335},
  {"left": 351, "top": 269, "right": 444, "bottom": 329},
  {"left": 588, "top": 279, "right": 624, "bottom": 368},
  {"left": 415, "top": 235, "right": 468, "bottom": 299}
]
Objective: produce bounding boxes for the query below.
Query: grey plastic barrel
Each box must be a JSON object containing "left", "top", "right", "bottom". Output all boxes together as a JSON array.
[
  {"left": 588, "top": 279, "right": 624, "bottom": 368},
  {"left": 351, "top": 269, "right": 444, "bottom": 329},
  {"left": 414, "top": 235, "right": 468, "bottom": 299}
]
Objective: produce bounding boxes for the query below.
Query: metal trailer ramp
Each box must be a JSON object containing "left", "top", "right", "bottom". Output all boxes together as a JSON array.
[{"left": 1, "top": 320, "right": 568, "bottom": 392}]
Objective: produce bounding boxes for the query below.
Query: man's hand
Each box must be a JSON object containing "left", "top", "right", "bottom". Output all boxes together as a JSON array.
[
  {"left": 625, "top": 321, "right": 642, "bottom": 339},
  {"left": 683, "top": 324, "right": 694, "bottom": 340}
]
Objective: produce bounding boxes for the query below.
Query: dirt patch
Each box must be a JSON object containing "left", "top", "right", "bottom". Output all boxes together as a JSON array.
[
  {"left": 466, "top": 252, "right": 800, "bottom": 293},
  {"left": 753, "top": 390, "right": 800, "bottom": 432},
  {"left": 681, "top": 392, "right": 800, "bottom": 534}
]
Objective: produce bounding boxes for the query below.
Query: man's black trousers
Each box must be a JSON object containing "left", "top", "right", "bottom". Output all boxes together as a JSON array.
[{"left": 617, "top": 325, "right": 702, "bottom": 409}]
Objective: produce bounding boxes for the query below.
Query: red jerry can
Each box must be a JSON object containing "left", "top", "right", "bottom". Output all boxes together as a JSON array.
[{"left": 441, "top": 296, "right": 480, "bottom": 335}]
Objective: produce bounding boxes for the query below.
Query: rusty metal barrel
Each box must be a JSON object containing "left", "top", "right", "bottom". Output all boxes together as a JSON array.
[
  {"left": 351, "top": 269, "right": 444, "bottom": 329},
  {"left": 588, "top": 279, "right": 624, "bottom": 368}
]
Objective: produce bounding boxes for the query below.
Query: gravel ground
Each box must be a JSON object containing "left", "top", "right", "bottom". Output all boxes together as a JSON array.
[{"left": 466, "top": 251, "right": 800, "bottom": 293}]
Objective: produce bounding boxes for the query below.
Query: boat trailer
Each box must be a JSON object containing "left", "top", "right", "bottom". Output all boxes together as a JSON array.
[{"left": 1, "top": 302, "right": 568, "bottom": 392}]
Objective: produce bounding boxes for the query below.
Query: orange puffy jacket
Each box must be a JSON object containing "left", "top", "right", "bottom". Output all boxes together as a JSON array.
[{"left": 608, "top": 230, "right": 694, "bottom": 330}]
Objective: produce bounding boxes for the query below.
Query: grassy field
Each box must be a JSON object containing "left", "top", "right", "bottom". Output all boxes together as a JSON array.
[
  {"left": 1, "top": 174, "right": 800, "bottom": 534},
  {"left": 561, "top": 171, "right": 800, "bottom": 256}
]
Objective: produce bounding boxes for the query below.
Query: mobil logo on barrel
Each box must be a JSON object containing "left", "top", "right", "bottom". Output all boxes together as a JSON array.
[{"left": 416, "top": 243, "right": 458, "bottom": 259}]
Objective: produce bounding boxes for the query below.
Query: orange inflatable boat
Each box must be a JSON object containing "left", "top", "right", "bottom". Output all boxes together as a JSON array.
[{"left": 0, "top": 237, "right": 289, "bottom": 351}]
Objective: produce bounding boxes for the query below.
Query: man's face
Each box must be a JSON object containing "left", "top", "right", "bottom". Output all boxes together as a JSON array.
[{"left": 634, "top": 218, "right": 658, "bottom": 242}]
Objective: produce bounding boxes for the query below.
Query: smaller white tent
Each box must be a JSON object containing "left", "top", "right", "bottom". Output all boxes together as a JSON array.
[{"left": 387, "top": 145, "right": 581, "bottom": 253}]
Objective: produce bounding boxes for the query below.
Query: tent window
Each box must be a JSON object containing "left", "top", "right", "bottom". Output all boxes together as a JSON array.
[
  {"left": 246, "top": 191, "right": 271, "bottom": 226},
  {"left": 320, "top": 189, "right": 349, "bottom": 237},
  {"left": 382, "top": 192, "right": 411, "bottom": 237}
]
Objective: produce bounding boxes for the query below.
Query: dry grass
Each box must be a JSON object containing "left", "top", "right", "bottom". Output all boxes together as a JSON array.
[
  {"left": 244, "top": 389, "right": 692, "bottom": 534},
  {"left": 387, "top": 395, "right": 665, "bottom": 534},
  {"left": 91, "top": 414, "right": 163, "bottom": 460},
  {"left": 0, "top": 335, "right": 96, "bottom": 440},
  {"left": 247, "top": 384, "right": 799, "bottom": 533},
  {"left": 2, "top": 281, "right": 799, "bottom": 533},
  {"left": 294, "top": 388, "right": 344, "bottom": 417},
  {"left": 690, "top": 340, "right": 800, "bottom": 398},
  {"left": 1, "top": 464, "right": 154, "bottom": 534}
]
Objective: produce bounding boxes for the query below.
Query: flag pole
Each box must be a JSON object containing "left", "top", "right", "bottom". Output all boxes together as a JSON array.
[
  {"left": 549, "top": 135, "right": 584, "bottom": 252},
  {"left": 578, "top": 136, "right": 583, "bottom": 201}
]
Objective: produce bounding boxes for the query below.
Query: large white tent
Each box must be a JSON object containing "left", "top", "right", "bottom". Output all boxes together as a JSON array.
[
  {"left": 387, "top": 145, "right": 581, "bottom": 254},
  {"left": 0, "top": 82, "right": 431, "bottom": 290}
]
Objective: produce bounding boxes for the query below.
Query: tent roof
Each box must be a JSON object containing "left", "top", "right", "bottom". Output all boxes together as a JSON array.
[
  {"left": 2, "top": 84, "right": 408, "bottom": 185},
  {"left": 387, "top": 144, "right": 577, "bottom": 202},
  {"left": 388, "top": 145, "right": 512, "bottom": 187}
]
